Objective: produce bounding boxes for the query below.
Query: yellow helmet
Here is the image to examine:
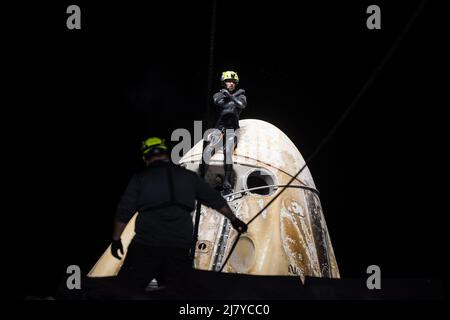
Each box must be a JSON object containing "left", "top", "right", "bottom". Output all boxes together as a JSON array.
[
  {"left": 141, "top": 137, "right": 167, "bottom": 160},
  {"left": 220, "top": 71, "right": 239, "bottom": 84}
]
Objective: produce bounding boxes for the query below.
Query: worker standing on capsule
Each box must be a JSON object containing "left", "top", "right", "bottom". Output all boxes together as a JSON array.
[{"left": 204, "top": 71, "right": 247, "bottom": 196}]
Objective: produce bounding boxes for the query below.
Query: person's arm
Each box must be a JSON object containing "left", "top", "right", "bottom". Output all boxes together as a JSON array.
[
  {"left": 213, "top": 91, "right": 227, "bottom": 107},
  {"left": 218, "top": 204, "right": 247, "bottom": 233},
  {"left": 229, "top": 89, "right": 247, "bottom": 109},
  {"left": 217, "top": 204, "right": 234, "bottom": 220},
  {"left": 194, "top": 175, "right": 247, "bottom": 232},
  {"left": 111, "top": 221, "right": 126, "bottom": 259},
  {"left": 114, "top": 174, "right": 140, "bottom": 239},
  {"left": 112, "top": 221, "right": 127, "bottom": 241},
  {"left": 110, "top": 174, "right": 140, "bottom": 259}
]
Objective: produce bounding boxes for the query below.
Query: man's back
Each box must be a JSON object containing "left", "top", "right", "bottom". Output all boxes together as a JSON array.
[{"left": 116, "top": 160, "right": 227, "bottom": 248}]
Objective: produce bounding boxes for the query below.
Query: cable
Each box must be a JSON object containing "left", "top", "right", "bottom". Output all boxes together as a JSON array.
[
  {"left": 223, "top": 184, "right": 320, "bottom": 199},
  {"left": 205, "top": 0, "right": 217, "bottom": 129},
  {"left": 192, "top": 0, "right": 218, "bottom": 265}
]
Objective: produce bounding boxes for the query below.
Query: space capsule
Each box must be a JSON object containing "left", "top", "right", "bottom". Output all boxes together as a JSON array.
[
  {"left": 88, "top": 119, "right": 339, "bottom": 282},
  {"left": 180, "top": 119, "right": 339, "bottom": 281}
]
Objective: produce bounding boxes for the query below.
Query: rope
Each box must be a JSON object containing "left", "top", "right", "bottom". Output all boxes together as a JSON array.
[
  {"left": 191, "top": 0, "right": 218, "bottom": 264},
  {"left": 223, "top": 184, "right": 320, "bottom": 199},
  {"left": 205, "top": 0, "right": 217, "bottom": 129}
]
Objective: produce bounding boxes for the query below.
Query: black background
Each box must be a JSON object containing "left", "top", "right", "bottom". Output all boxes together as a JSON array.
[{"left": 3, "top": 0, "right": 447, "bottom": 299}]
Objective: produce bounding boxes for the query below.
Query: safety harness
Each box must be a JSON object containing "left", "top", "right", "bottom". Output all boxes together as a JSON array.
[{"left": 138, "top": 162, "right": 192, "bottom": 214}]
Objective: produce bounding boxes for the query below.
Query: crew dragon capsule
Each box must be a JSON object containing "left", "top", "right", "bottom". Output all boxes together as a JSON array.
[
  {"left": 88, "top": 119, "right": 339, "bottom": 282},
  {"left": 180, "top": 119, "right": 339, "bottom": 281}
]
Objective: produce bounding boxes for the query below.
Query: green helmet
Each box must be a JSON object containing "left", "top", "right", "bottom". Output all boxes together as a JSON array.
[
  {"left": 220, "top": 71, "right": 239, "bottom": 84},
  {"left": 141, "top": 137, "right": 167, "bottom": 160}
]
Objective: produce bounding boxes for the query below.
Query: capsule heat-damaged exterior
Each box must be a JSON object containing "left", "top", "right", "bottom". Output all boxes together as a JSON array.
[
  {"left": 180, "top": 119, "right": 339, "bottom": 281},
  {"left": 88, "top": 119, "right": 339, "bottom": 282}
]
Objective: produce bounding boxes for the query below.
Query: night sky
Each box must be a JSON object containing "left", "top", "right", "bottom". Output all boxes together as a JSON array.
[{"left": 3, "top": 1, "right": 446, "bottom": 299}]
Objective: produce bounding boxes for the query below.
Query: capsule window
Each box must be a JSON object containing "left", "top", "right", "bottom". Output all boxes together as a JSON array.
[{"left": 244, "top": 168, "right": 276, "bottom": 195}]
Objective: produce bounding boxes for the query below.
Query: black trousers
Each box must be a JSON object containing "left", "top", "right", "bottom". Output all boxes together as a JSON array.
[
  {"left": 117, "top": 240, "right": 192, "bottom": 296},
  {"left": 203, "top": 127, "right": 238, "bottom": 188}
]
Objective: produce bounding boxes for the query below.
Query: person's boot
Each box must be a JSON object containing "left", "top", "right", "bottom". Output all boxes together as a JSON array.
[
  {"left": 221, "top": 182, "right": 233, "bottom": 196},
  {"left": 222, "top": 164, "right": 234, "bottom": 197}
]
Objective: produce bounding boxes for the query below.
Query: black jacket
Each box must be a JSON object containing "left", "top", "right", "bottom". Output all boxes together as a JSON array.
[
  {"left": 115, "top": 159, "right": 227, "bottom": 248},
  {"left": 213, "top": 88, "right": 247, "bottom": 129}
]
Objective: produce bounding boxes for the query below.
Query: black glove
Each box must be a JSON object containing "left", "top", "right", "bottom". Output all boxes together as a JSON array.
[
  {"left": 220, "top": 89, "right": 230, "bottom": 97},
  {"left": 111, "top": 239, "right": 124, "bottom": 260},
  {"left": 230, "top": 216, "right": 248, "bottom": 233}
]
